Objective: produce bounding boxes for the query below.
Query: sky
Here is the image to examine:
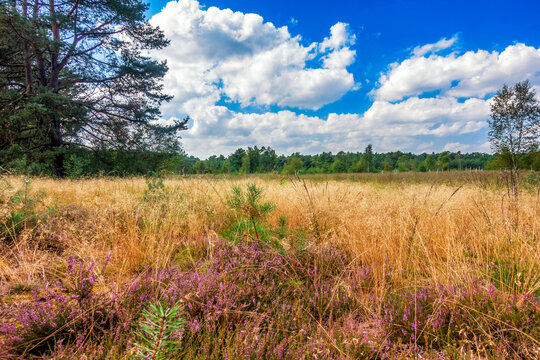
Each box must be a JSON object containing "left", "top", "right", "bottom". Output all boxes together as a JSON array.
[{"left": 146, "top": 0, "right": 540, "bottom": 158}]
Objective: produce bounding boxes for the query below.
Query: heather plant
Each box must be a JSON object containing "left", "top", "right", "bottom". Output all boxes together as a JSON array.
[
  {"left": 1, "top": 240, "right": 379, "bottom": 359},
  {"left": 156, "top": 239, "right": 378, "bottom": 358},
  {"left": 0, "top": 255, "right": 125, "bottom": 358},
  {"left": 32, "top": 204, "right": 94, "bottom": 252},
  {"left": 381, "top": 282, "right": 539, "bottom": 356}
]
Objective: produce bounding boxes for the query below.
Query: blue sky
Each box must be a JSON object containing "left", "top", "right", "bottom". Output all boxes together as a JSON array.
[{"left": 147, "top": 0, "right": 540, "bottom": 158}]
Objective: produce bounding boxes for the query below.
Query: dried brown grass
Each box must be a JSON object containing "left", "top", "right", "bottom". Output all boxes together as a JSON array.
[{"left": 1, "top": 175, "right": 538, "bottom": 299}]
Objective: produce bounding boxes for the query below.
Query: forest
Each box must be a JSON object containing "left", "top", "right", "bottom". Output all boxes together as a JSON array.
[{"left": 5, "top": 145, "right": 540, "bottom": 177}]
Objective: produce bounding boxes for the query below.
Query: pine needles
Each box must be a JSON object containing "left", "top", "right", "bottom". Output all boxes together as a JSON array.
[{"left": 133, "top": 301, "right": 186, "bottom": 360}]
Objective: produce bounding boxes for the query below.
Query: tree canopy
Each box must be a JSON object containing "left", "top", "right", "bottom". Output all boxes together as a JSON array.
[
  {"left": 489, "top": 80, "right": 539, "bottom": 169},
  {"left": 0, "top": 0, "right": 187, "bottom": 177}
]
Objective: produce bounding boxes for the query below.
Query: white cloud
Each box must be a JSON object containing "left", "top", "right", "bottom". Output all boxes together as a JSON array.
[
  {"left": 176, "top": 95, "right": 491, "bottom": 157},
  {"left": 149, "top": 2, "right": 540, "bottom": 158},
  {"left": 374, "top": 43, "right": 540, "bottom": 102},
  {"left": 362, "top": 97, "right": 490, "bottom": 132},
  {"left": 150, "top": 0, "right": 357, "bottom": 112},
  {"left": 443, "top": 141, "right": 491, "bottom": 153},
  {"left": 412, "top": 35, "right": 458, "bottom": 57}
]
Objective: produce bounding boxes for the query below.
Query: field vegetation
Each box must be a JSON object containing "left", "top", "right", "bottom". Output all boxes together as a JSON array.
[{"left": 0, "top": 172, "right": 538, "bottom": 359}]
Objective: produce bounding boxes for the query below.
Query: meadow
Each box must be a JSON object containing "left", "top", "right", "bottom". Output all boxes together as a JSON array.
[{"left": 0, "top": 172, "right": 538, "bottom": 359}]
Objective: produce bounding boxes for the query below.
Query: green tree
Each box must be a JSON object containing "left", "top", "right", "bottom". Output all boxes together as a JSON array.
[
  {"left": 397, "top": 155, "right": 410, "bottom": 172},
  {"left": 364, "top": 144, "right": 373, "bottom": 172},
  {"left": 0, "top": 1, "right": 186, "bottom": 177},
  {"left": 330, "top": 158, "right": 346, "bottom": 173},
  {"left": 247, "top": 146, "right": 261, "bottom": 173},
  {"left": 455, "top": 152, "right": 462, "bottom": 170},
  {"left": 229, "top": 148, "right": 246, "bottom": 173},
  {"left": 193, "top": 160, "right": 206, "bottom": 174},
  {"left": 259, "top": 146, "right": 277, "bottom": 172},
  {"left": 220, "top": 159, "right": 231, "bottom": 174},
  {"left": 488, "top": 80, "right": 540, "bottom": 197},
  {"left": 349, "top": 159, "right": 363, "bottom": 173},
  {"left": 240, "top": 155, "right": 250, "bottom": 174},
  {"left": 437, "top": 152, "right": 450, "bottom": 171},
  {"left": 282, "top": 156, "right": 303, "bottom": 175},
  {"left": 383, "top": 161, "right": 393, "bottom": 172},
  {"left": 423, "top": 155, "right": 436, "bottom": 171}
]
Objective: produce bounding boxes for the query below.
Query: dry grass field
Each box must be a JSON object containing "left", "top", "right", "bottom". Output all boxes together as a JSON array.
[{"left": 0, "top": 173, "right": 539, "bottom": 359}]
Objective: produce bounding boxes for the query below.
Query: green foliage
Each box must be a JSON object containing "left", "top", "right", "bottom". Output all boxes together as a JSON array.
[
  {"left": 276, "top": 215, "right": 288, "bottom": 239},
  {"left": 490, "top": 258, "right": 540, "bottom": 295},
  {"left": 330, "top": 158, "right": 346, "bottom": 173},
  {"left": 133, "top": 301, "right": 186, "bottom": 360},
  {"left": 523, "top": 170, "right": 540, "bottom": 188},
  {"left": 383, "top": 160, "right": 393, "bottom": 172},
  {"left": 2, "top": 143, "right": 506, "bottom": 177},
  {"left": 1, "top": 179, "right": 46, "bottom": 242},
  {"left": 65, "top": 154, "right": 91, "bottom": 179},
  {"left": 142, "top": 175, "right": 168, "bottom": 203},
  {"left": 192, "top": 160, "right": 207, "bottom": 174},
  {"left": 363, "top": 144, "right": 373, "bottom": 172},
  {"left": 282, "top": 156, "right": 303, "bottom": 175},
  {"left": 226, "top": 183, "right": 275, "bottom": 239},
  {"left": 486, "top": 148, "right": 512, "bottom": 170},
  {"left": 397, "top": 155, "right": 411, "bottom": 172},
  {"left": 423, "top": 155, "right": 436, "bottom": 171},
  {"left": 489, "top": 80, "right": 540, "bottom": 170},
  {"left": 488, "top": 80, "right": 539, "bottom": 198},
  {"left": 0, "top": 0, "right": 187, "bottom": 177},
  {"left": 240, "top": 155, "right": 250, "bottom": 174},
  {"left": 221, "top": 218, "right": 272, "bottom": 242},
  {"left": 437, "top": 151, "right": 451, "bottom": 171}
]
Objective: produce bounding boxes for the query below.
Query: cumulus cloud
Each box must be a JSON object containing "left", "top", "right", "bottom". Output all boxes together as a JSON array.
[
  {"left": 374, "top": 43, "right": 540, "bottom": 101},
  {"left": 176, "top": 95, "right": 490, "bottom": 158},
  {"left": 150, "top": 0, "right": 357, "bottom": 112},
  {"left": 149, "top": 2, "right": 540, "bottom": 158}
]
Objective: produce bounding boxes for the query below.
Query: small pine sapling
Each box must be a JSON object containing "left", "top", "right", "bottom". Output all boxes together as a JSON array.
[
  {"left": 133, "top": 301, "right": 186, "bottom": 360},
  {"left": 226, "top": 183, "right": 275, "bottom": 239}
]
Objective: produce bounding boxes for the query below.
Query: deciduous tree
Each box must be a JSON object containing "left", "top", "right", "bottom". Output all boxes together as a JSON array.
[{"left": 488, "top": 80, "right": 539, "bottom": 198}]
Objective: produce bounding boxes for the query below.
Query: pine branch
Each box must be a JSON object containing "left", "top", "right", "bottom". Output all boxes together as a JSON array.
[{"left": 132, "top": 301, "right": 185, "bottom": 360}]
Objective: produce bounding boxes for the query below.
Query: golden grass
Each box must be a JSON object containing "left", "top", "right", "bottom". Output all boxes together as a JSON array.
[{"left": 1, "top": 175, "right": 539, "bottom": 299}]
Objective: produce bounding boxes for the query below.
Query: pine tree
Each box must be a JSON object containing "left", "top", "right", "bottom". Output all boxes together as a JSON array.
[{"left": 0, "top": 1, "right": 187, "bottom": 176}]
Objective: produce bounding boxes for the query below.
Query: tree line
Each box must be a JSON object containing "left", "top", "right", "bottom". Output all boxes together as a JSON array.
[{"left": 4, "top": 144, "right": 539, "bottom": 177}]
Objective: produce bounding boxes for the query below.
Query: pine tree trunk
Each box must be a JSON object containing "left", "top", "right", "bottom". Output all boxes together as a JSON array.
[
  {"left": 49, "top": 116, "right": 65, "bottom": 178},
  {"left": 48, "top": 0, "right": 65, "bottom": 178}
]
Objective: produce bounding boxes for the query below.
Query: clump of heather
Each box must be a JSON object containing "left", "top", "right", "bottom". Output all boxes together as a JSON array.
[
  {"left": 381, "top": 281, "right": 539, "bottom": 357},
  {"left": 32, "top": 204, "right": 93, "bottom": 251},
  {"left": 1, "top": 239, "right": 381, "bottom": 359},
  {"left": 154, "top": 239, "right": 379, "bottom": 358},
  {"left": 0, "top": 255, "right": 128, "bottom": 358}
]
